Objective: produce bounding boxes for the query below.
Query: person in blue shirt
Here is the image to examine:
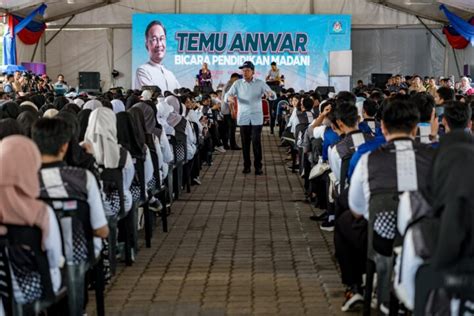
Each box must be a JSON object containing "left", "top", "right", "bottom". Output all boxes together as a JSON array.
[
  {"left": 347, "top": 135, "right": 386, "bottom": 181},
  {"left": 224, "top": 61, "right": 276, "bottom": 175},
  {"left": 358, "top": 99, "right": 382, "bottom": 137},
  {"left": 3, "top": 74, "right": 14, "bottom": 94}
]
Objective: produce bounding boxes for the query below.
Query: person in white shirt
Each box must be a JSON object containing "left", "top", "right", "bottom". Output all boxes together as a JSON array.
[{"left": 135, "top": 21, "right": 180, "bottom": 93}]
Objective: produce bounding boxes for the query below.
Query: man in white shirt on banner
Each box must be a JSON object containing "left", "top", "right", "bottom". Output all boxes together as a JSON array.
[{"left": 135, "top": 20, "right": 181, "bottom": 93}]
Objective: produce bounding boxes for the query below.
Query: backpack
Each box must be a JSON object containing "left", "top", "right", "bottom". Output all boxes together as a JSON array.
[{"left": 393, "top": 191, "right": 439, "bottom": 310}]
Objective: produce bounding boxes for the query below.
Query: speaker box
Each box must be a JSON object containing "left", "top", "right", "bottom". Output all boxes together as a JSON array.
[
  {"left": 79, "top": 72, "right": 100, "bottom": 92},
  {"left": 315, "top": 86, "right": 335, "bottom": 98},
  {"left": 371, "top": 73, "right": 392, "bottom": 90},
  {"left": 463, "top": 64, "right": 474, "bottom": 77}
]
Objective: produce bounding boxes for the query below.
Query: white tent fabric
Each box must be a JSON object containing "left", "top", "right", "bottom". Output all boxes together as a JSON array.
[{"left": 10, "top": 0, "right": 474, "bottom": 90}]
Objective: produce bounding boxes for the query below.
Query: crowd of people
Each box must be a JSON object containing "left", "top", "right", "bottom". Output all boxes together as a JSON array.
[
  {"left": 0, "top": 71, "right": 247, "bottom": 314},
  {"left": 277, "top": 74, "right": 474, "bottom": 314},
  {"left": 1, "top": 68, "right": 474, "bottom": 315}
]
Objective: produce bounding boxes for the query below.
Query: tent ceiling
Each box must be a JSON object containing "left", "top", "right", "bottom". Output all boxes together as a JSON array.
[
  {"left": 369, "top": 0, "right": 473, "bottom": 23},
  {"left": 1, "top": 0, "right": 471, "bottom": 25},
  {"left": 0, "top": 0, "right": 116, "bottom": 22}
]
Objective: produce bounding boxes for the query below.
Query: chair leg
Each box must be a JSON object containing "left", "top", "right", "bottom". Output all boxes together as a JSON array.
[
  {"left": 173, "top": 167, "right": 180, "bottom": 200},
  {"left": 144, "top": 202, "right": 153, "bottom": 248},
  {"left": 291, "top": 147, "right": 297, "bottom": 173},
  {"left": 123, "top": 208, "right": 134, "bottom": 266},
  {"left": 94, "top": 259, "right": 105, "bottom": 316},
  {"left": 364, "top": 259, "right": 376, "bottom": 316},
  {"left": 185, "top": 163, "right": 191, "bottom": 193},
  {"left": 107, "top": 220, "right": 117, "bottom": 276},
  {"left": 160, "top": 191, "right": 168, "bottom": 233}
]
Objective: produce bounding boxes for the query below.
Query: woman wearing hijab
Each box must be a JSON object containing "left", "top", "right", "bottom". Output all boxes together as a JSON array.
[
  {"left": 0, "top": 101, "right": 20, "bottom": 119},
  {"left": 125, "top": 94, "right": 140, "bottom": 110},
  {"left": 17, "top": 111, "right": 39, "bottom": 138},
  {"left": 43, "top": 108, "right": 59, "bottom": 118},
  {"left": 111, "top": 99, "right": 126, "bottom": 114},
  {"left": 116, "top": 112, "right": 153, "bottom": 201},
  {"left": 61, "top": 103, "right": 81, "bottom": 114},
  {"left": 0, "top": 118, "right": 22, "bottom": 139},
  {"left": 0, "top": 135, "right": 63, "bottom": 304},
  {"left": 19, "top": 101, "right": 39, "bottom": 113},
  {"left": 165, "top": 95, "right": 197, "bottom": 162},
  {"left": 83, "top": 99, "right": 103, "bottom": 111},
  {"left": 84, "top": 107, "right": 135, "bottom": 217},
  {"left": 53, "top": 96, "right": 69, "bottom": 111},
  {"left": 132, "top": 102, "right": 173, "bottom": 183},
  {"left": 77, "top": 109, "right": 92, "bottom": 142}
]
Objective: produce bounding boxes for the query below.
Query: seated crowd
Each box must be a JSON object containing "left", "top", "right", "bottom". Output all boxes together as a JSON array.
[
  {"left": 0, "top": 81, "right": 237, "bottom": 314},
  {"left": 277, "top": 75, "right": 474, "bottom": 314}
]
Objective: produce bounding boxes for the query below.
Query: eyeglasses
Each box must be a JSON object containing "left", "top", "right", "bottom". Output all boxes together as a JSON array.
[{"left": 147, "top": 36, "right": 166, "bottom": 44}]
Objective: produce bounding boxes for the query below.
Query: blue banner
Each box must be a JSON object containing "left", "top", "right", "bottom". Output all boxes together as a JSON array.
[{"left": 132, "top": 14, "right": 351, "bottom": 91}]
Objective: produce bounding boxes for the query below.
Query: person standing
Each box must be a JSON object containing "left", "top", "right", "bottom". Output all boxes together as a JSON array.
[
  {"left": 222, "top": 73, "right": 242, "bottom": 150},
  {"left": 225, "top": 61, "right": 276, "bottom": 175},
  {"left": 196, "top": 62, "right": 213, "bottom": 95},
  {"left": 266, "top": 62, "right": 282, "bottom": 135}
]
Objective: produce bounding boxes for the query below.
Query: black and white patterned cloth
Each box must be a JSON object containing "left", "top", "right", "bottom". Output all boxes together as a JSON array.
[
  {"left": 147, "top": 177, "right": 157, "bottom": 192},
  {"left": 130, "top": 185, "right": 141, "bottom": 204},
  {"left": 105, "top": 190, "right": 121, "bottom": 217},
  {"left": 176, "top": 143, "right": 186, "bottom": 162},
  {"left": 72, "top": 222, "right": 88, "bottom": 264},
  {"left": 10, "top": 255, "right": 43, "bottom": 304},
  {"left": 374, "top": 211, "right": 397, "bottom": 240}
]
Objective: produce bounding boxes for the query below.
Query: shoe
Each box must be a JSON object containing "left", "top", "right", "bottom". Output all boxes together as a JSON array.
[
  {"left": 192, "top": 177, "right": 202, "bottom": 185},
  {"left": 320, "top": 218, "right": 335, "bottom": 232},
  {"left": 309, "top": 210, "right": 328, "bottom": 221},
  {"left": 242, "top": 168, "right": 251, "bottom": 174},
  {"left": 255, "top": 169, "right": 263, "bottom": 175},
  {"left": 341, "top": 288, "right": 363, "bottom": 312},
  {"left": 231, "top": 146, "right": 241, "bottom": 150},
  {"left": 215, "top": 146, "right": 226, "bottom": 153},
  {"left": 149, "top": 200, "right": 163, "bottom": 212},
  {"left": 223, "top": 145, "right": 230, "bottom": 150}
]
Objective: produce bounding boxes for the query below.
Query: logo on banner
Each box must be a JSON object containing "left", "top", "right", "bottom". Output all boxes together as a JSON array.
[{"left": 331, "top": 21, "right": 344, "bottom": 34}]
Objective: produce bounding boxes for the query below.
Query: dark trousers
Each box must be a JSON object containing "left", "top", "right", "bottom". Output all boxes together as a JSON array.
[
  {"left": 269, "top": 100, "right": 277, "bottom": 134},
  {"left": 240, "top": 124, "right": 263, "bottom": 170},
  {"left": 277, "top": 115, "right": 286, "bottom": 138},
  {"left": 334, "top": 211, "right": 368, "bottom": 287},
  {"left": 223, "top": 114, "right": 238, "bottom": 148}
]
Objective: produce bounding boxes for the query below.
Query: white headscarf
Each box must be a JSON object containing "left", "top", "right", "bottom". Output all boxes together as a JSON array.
[
  {"left": 156, "top": 100, "right": 175, "bottom": 135},
  {"left": 83, "top": 99, "right": 103, "bottom": 111},
  {"left": 20, "top": 101, "right": 38, "bottom": 112},
  {"left": 73, "top": 98, "right": 85, "bottom": 108},
  {"left": 84, "top": 107, "right": 121, "bottom": 168},
  {"left": 43, "top": 108, "right": 59, "bottom": 118},
  {"left": 165, "top": 95, "right": 184, "bottom": 128},
  {"left": 111, "top": 99, "right": 125, "bottom": 113}
]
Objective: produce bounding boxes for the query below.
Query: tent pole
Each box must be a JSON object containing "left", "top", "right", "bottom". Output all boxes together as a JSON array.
[
  {"left": 45, "top": 15, "right": 75, "bottom": 46},
  {"left": 415, "top": 16, "right": 445, "bottom": 48},
  {"left": 310, "top": 0, "right": 315, "bottom": 14},
  {"left": 175, "top": 0, "right": 181, "bottom": 13},
  {"left": 452, "top": 47, "right": 462, "bottom": 77},
  {"left": 30, "top": 36, "right": 41, "bottom": 62},
  {"left": 444, "top": 44, "right": 449, "bottom": 76}
]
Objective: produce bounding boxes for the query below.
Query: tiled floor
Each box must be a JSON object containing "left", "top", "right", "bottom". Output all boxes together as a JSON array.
[{"left": 89, "top": 127, "right": 350, "bottom": 316}]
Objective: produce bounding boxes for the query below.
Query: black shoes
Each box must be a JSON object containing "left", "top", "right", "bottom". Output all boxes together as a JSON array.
[
  {"left": 309, "top": 210, "right": 328, "bottom": 221},
  {"left": 242, "top": 167, "right": 251, "bottom": 174},
  {"left": 255, "top": 169, "right": 263, "bottom": 175},
  {"left": 231, "top": 146, "right": 242, "bottom": 150}
]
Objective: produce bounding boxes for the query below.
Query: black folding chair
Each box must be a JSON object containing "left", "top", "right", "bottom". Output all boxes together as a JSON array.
[
  {"left": 41, "top": 197, "right": 104, "bottom": 316},
  {"left": 0, "top": 225, "right": 67, "bottom": 316}
]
